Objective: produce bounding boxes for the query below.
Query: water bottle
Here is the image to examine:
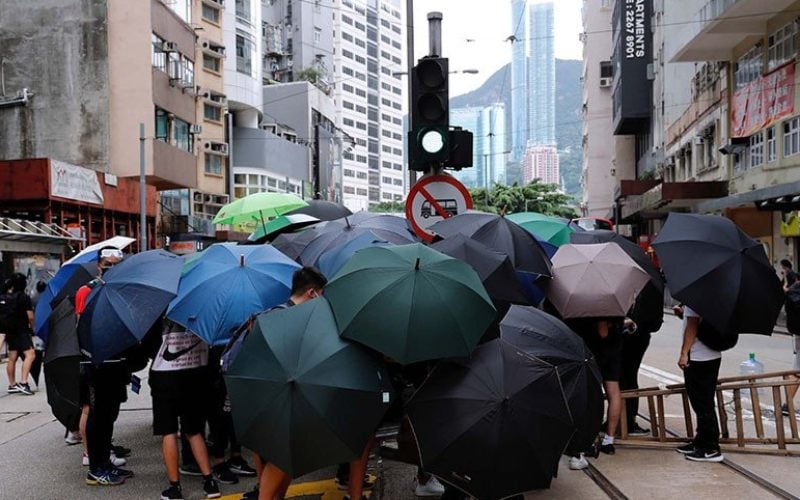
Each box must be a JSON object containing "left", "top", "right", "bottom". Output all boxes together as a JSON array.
[{"left": 740, "top": 352, "right": 765, "bottom": 395}]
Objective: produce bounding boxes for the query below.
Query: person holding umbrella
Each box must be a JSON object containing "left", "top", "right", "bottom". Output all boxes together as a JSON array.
[{"left": 2, "top": 273, "right": 36, "bottom": 395}]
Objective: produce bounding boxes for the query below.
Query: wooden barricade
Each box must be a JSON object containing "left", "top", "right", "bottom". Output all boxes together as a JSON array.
[{"left": 618, "top": 370, "right": 800, "bottom": 455}]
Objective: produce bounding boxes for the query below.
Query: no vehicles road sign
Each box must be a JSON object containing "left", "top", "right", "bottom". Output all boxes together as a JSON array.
[{"left": 405, "top": 173, "right": 473, "bottom": 242}]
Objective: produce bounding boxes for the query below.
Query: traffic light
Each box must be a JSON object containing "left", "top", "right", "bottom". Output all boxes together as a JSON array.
[
  {"left": 447, "top": 128, "right": 473, "bottom": 170},
  {"left": 409, "top": 56, "right": 449, "bottom": 171}
]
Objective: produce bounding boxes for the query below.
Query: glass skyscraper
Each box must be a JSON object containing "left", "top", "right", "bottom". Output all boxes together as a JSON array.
[
  {"left": 451, "top": 104, "right": 507, "bottom": 188},
  {"left": 510, "top": 0, "right": 556, "bottom": 159}
]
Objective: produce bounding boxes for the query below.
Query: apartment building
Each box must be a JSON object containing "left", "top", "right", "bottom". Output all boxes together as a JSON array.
[
  {"left": 332, "top": 0, "right": 406, "bottom": 211},
  {"left": 522, "top": 145, "right": 560, "bottom": 185}
]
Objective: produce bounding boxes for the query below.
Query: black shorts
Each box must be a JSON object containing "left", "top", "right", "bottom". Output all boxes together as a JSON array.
[
  {"left": 595, "top": 334, "right": 623, "bottom": 382},
  {"left": 6, "top": 332, "right": 33, "bottom": 353},
  {"left": 150, "top": 369, "right": 208, "bottom": 436}
]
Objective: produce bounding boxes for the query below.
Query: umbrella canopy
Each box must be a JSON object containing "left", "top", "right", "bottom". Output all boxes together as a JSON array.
[
  {"left": 166, "top": 243, "right": 300, "bottom": 345},
  {"left": 507, "top": 212, "right": 575, "bottom": 247},
  {"left": 431, "top": 233, "right": 530, "bottom": 305},
  {"left": 287, "top": 200, "right": 353, "bottom": 221},
  {"left": 34, "top": 261, "right": 97, "bottom": 338},
  {"left": 247, "top": 214, "right": 321, "bottom": 243},
  {"left": 325, "top": 244, "right": 496, "bottom": 364},
  {"left": 63, "top": 236, "right": 135, "bottom": 266},
  {"left": 225, "top": 298, "right": 393, "bottom": 478},
  {"left": 429, "top": 212, "right": 553, "bottom": 278},
  {"left": 212, "top": 192, "right": 308, "bottom": 227},
  {"left": 499, "top": 305, "right": 604, "bottom": 454},
  {"left": 652, "top": 213, "right": 783, "bottom": 335},
  {"left": 406, "top": 339, "right": 575, "bottom": 499},
  {"left": 317, "top": 231, "right": 390, "bottom": 279},
  {"left": 44, "top": 297, "right": 82, "bottom": 430},
  {"left": 547, "top": 243, "right": 650, "bottom": 319},
  {"left": 297, "top": 212, "right": 418, "bottom": 266},
  {"left": 271, "top": 227, "right": 326, "bottom": 261},
  {"left": 571, "top": 230, "right": 665, "bottom": 329},
  {"left": 78, "top": 250, "right": 183, "bottom": 364}
]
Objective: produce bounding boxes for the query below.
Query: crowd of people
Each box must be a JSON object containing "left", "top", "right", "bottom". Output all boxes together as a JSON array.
[{"left": 2, "top": 245, "right": 800, "bottom": 500}]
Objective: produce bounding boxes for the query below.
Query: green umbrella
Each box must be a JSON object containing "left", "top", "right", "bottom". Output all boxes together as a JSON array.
[
  {"left": 507, "top": 212, "right": 575, "bottom": 246},
  {"left": 247, "top": 213, "right": 320, "bottom": 243},
  {"left": 212, "top": 192, "right": 308, "bottom": 231},
  {"left": 325, "top": 243, "right": 496, "bottom": 365},
  {"left": 225, "top": 298, "right": 393, "bottom": 478}
]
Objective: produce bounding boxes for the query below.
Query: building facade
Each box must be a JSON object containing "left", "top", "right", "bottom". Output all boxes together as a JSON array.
[
  {"left": 332, "top": 0, "right": 406, "bottom": 211},
  {"left": 450, "top": 104, "right": 507, "bottom": 189},
  {"left": 522, "top": 145, "right": 560, "bottom": 185},
  {"left": 510, "top": 0, "right": 556, "bottom": 160}
]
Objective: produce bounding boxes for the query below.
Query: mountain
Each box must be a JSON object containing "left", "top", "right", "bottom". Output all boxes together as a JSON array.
[{"left": 450, "top": 59, "right": 584, "bottom": 197}]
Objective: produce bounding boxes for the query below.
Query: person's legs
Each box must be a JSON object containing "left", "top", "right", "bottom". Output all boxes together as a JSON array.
[
  {"left": 19, "top": 347, "right": 34, "bottom": 384},
  {"left": 162, "top": 434, "right": 181, "bottom": 482},
  {"left": 258, "top": 463, "right": 291, "bottom": 500},
  {"left": 620, "top": 332, "right": 651, "bottom": 428},
  {"left": 349, "top": 436, "right": 374, "bottom": 500},
  {"left": 6, "top": 349, "right": 17, "bottom": 386},
  {"left": 87, "top": 375, "right": 119, "bottom": 471},
  {"left": 187, "top": 433, "right": 213, "bottom": 476},
  {"left": 604, "top": 381, "right": 622, "bottom": 437},
  {"left": 80, "top": 404, "right": 90, "bottom": 456},
  {"left": 685, "top": 359, "right": 721, "bottom": 451}
]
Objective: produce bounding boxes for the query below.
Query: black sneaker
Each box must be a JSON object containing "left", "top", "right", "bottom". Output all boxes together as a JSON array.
[
  {"left": 7, "top": 384, "right": 20, "bottom": 394},
  {"left": 628, "top": 423, "right": 650, "bottom": 436},
  {"left": 676, "top": 443, "right": 695, "bottom": 455},
  {"left": 161, "top": 484, "right": 184, "bottom": 500},
  {"left": 242, "top": 486, "right": 259, "bottom": 499},
  {"left": 179, "top": 463, "right": 202, "bottom": 476},
  {"left": 212, "top": 463, "right": 238, "bottom": 485},
  {"left": 110, "top": 466, "right": 134, "bottom": 479},
  {"left": 16, "top": 382, "right": 33, "bottom": 395},
  {"left": 86, "top": 468, "right": 125, "bottom": 486},
  {"left": 110, "top": 444, "right": 131, "bottom": 458},
  {"left": 685, "top": 448, "right": 724, "bottom": 462},
  {"left": 203, "top": 477, "right": 221, "bottom": 499},
  {"left": 227, "top": 456, "right": 256, "bottom": 477},
  {"left": 599, "top": 443, "right": 615, "bottom": 455}
]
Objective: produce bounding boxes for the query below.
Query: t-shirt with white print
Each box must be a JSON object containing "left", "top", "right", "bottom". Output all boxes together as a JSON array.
[
  {"left": 683, "top": 306, "right": 721, "bottom": 362},
  {"left": 151, "top": 324, "right": 209, "bottom": 372}
]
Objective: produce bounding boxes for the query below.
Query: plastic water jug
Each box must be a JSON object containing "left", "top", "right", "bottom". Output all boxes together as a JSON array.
[{"left": 740, "top": 352, "right": 765, "bottom": 394}]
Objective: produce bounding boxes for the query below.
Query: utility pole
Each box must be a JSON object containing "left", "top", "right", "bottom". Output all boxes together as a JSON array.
[
  {"left": 139, "top": 123, "right": 147, "bottom": 251},
  {"left": 406, "top": 0, "right": 415, "bottom": 188}
]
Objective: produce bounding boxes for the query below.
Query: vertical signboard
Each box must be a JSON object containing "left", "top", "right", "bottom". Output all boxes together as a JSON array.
[{"left": 613, "top": 0, "right": 653, "bottom": 134}]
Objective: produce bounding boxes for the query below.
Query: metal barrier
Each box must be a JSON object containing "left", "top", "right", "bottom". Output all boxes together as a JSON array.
[{"left": 619, "top": 370, "right": 800, "bottom": 455}]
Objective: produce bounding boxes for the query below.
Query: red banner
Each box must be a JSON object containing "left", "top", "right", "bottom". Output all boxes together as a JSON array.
[{"left": 732, "top": 63, "right": 795, "bottom": 138}]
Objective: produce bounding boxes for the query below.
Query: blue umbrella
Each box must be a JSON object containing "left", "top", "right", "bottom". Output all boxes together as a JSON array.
[
  {"left": 533, "top": 234, "right": 558, "bottom": 259},
  {"left": 78, "top": 250, "right": 182, "bottom": 364},
  {"left": 35, "top": 260, "right": 98, "bottom": 338},
  {"left": 166, "top": 243, "right": 300, "bottom": 345},
  {"left": 317, "top": 232, "right": 390, "bottom": 278}
]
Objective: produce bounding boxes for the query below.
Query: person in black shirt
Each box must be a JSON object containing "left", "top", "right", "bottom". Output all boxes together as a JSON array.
[{"left": 4, "top": 273, "right": 35, "bottom": 395}]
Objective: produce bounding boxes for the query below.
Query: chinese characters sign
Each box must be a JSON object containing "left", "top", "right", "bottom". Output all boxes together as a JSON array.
[{"left": 732, "top": 63, "right": 795, "bottom": 138}]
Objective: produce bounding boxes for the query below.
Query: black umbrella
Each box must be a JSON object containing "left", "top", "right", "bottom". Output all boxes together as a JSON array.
[
  {"left": 652, "top": 213, "right": 783, "bottom": 335},
  {"left": 431, "top": 233, "right": 530, "bottom": 305},
  {"left": 406, "top": 339, "right": 575, "bottom": 499},
  {"left": 297, "top": 212, "right": 417, "bottom": 266},
  {"left": 44, "top": 297, "right": 82, "bottom": 430},
  {"left": 429, "top": 212, "right": 553, "bottom": 279},
  {"left": 271, "top": 226, "right": 327, "bottom": 261},
  {"left": 570, "top": 230, "right": 665, "bottom": 329},
  {"left": 500, "top": 305, "right": 604, "bottom": 455},
  {"left": 287, "top": 200, "right": 353, "bottom": 221}
]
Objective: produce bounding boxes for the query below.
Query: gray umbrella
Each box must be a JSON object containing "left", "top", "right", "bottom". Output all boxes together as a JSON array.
[{"left": 44, "top": 297, "right": 82, "bottom": 429}]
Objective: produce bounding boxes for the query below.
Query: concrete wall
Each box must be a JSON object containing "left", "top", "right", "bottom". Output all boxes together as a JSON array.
[
  {"left": 0, "top": 0, "right": 110, "bottom": 171},
  {"left": 232, "top": 126, "right": 309, "bottom": 181}
]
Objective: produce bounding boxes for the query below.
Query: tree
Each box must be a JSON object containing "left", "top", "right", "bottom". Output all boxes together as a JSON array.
[
  {"left": 295, "top": 67, "right": 323, "bottom": 84},
  {"left": 469, "top": 180, "right": 577, "bottom": 218},
  {"left": 369, "top": 201, "right": 405, "bottom": 213}
]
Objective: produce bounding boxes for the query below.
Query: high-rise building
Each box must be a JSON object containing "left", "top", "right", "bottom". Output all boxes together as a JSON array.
[
  {"left": 510, "top": 0, "right": 555, "bottom": 160},
  {"left": 522, "top": 145, "right": 559, "bottom": 185},
  {"left": 451, "top": 104, "right": 507, "bottom": 188},
  {"left": 332, "top": 0, "right": 406, "bottom": 211}
]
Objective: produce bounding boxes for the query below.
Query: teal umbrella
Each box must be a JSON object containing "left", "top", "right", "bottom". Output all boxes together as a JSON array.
[
  {"left": 325, "top": 244, "right": 496, "bottom": 364},
  {"left": 247, "top": 214, "right": 320, "bottom": 243},
  {"left": 225, "top": 298, "right": 393, "bottom": 478},
  {"left": 507, "top": 212, "right": 575, "bottom": 247}
]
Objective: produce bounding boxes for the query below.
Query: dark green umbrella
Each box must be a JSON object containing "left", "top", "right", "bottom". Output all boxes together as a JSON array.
[
  {"left": 225, "top": 298, "right": 394, "bottom": 478},
  {"left": 325, "top": 244, "right": 496, "bottom": 365}
]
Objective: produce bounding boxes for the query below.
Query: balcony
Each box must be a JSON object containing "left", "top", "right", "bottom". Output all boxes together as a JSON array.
[
  {"left": 670, "top": 0, "right": 796, "bottom": 62},
  {"left": 151, "top": 140, "right": 198, "bottom": 190}
]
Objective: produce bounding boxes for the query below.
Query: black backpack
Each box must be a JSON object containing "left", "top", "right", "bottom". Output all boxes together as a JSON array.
[
  {"left": 696, "top": 318, "right": 739, "bottom": 352},
  {"left": 0, "top": 292, "right": 19, "bottom": 333}
]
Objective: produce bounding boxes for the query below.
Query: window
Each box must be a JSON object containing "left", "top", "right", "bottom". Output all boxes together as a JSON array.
[
  {"left": 749, "top": 132, "right": 764, "bottom": 168},
  {"left": 381, "top": 35, "right": 391, "bottom": 44},
  {"left": 356, "top": 121, "right": 367, "bottom": 130},
  {"left": 382, "top": 192, "right": 393, "bottom": 200},
  {"left": 342, "top": 84, "right": 354, "bottom": 93},
  {"left": 355, "top": 21, "right": 365, "bottom": 31},
  {"left": 314, "top": 27, "right": 321, "bottom": 44},
  {"left": 393, "top": 163, "right": 402, "bottom": 170},
  {"left": 600, "top": 60, "right": 613, "bottom": 78},
  {"left": 342, "top": 15, "right": 353, "bottom": 25},
  {"left": 784, "top": 117, "right": 800, "bottom": 157},
  {"left": 392, "top": 148, "right": 402, "bottom": 155},
  {"left": 342, "top": 49, "right": 354, "bottom": 59},
  {"left": 235, "top": 0, "right": 251, "bottom": 23},
  {"left": 768, "top": 22, "right": 797, "bottom": 71},
  {"left": 355, "top": 88, "right": 366, "bottom": 97},
  {"left": 381, "top": 50, "right": 391, "bottom": 60},
  {"left": 357, "top": 188, "right": 368, "bottom": 196},
  {"left": 342, "top": 32, "right": 354, "bottom": 42},
  {"left": 344, "top": 186, "right": 356, "bottom": 194},
  {"left": 342, "top": 66, "right": 354, "bottom": 76},
  {"left": 236, "top": 34, "right": 254, "bottom": 75},
  {"left": 344, "top": 169, "right": 355, "bottom": 177},
  {"left": 393, "top": 178, "right": 403, "bottom": 186},
  {"left": 381, "top": 129, "right": 391, "bottom": 138},
  {"left": 204, "top": 104, "right": 222, "bottom": 122},
  {"left": 343, "top": 100, "right": 354, "bottom": 110},
  {"left": 392, "top": 86, "right": 401, "bottom": 95},
  {"left": 382, "top": 176, "right": 392, "bottom": 184},
  {"left": 381, "top": 82, "right": 391, "bottom": 91},
  {"left": 355, "top": 38, "right": 366, "bottom": 48},
  {"left": 356, "top": 154, "right": 367, "bottom": 164},
  {"left": 382, "top": 145, "right": 391, "bottom": 153},
  {"left": 203, "top": 54, "right": 221, "bottom": 72},
  {"left": 343, "top": 118, "right": 355, "bottom": 127},
  {"left": 767, "top": 126, "right": 777, "bottom": 162},
  {"left": 202, "top": 3, "right": 220, "bottom": 23},
  {"left": 392, "top": 132, "right": 402, "bottom": 141},
  {"left": 205, "top": 153, "right": 223, "bottom": 175},
  {"left": 392, "top": 101, "right": 401, "bottom": 110},
  {"left": 734, "top": 44, "right": 763, "bottom": 90},
  {"left": 152, "top": 34, "right": 167, "bottom": 72},
  {"left": 355, "top": 55, "right": 366, "bottom": 65},
  {"left": 357, "top": 171, "right": 368, "bottom": 179},
  {"left": 174, "top": 118, "right": 192, "bottom": 153},
  {"left": 392, "top": 41, "right": 401, "bottom": 50},
  {"left": 155, "top": 108, "right": 169, "bottom": 142}
]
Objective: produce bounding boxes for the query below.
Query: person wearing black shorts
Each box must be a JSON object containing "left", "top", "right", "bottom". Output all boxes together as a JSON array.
[
  {"left": 3, "top": 273, "right": 36, "bottom": 395},
  {"left": 150, "top": 321, "right": 220, "bottom": 500}
]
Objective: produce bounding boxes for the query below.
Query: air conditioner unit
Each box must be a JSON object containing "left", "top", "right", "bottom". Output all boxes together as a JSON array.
[
  {"left": 599, "top": 77, "right": 612, "bottom": 88},
  {"left": 190, "top": 124, "right": 203, "bottom": 134},
  {"left": 162, "top": 41, "right": 178, "bottom": 53},
  {"left": 694, "top": 136, "right": 704, "bottom": 145},
  {"left": 205, "top": 141, "right": 229, "bottom": 156},
  {"left": 201, "top": 90, "right": 212, "bottom": 100}
]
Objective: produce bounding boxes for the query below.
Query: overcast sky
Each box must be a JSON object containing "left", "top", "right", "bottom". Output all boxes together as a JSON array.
[{"left": 411, "top": 0, "right": 583, "bottom": 96}]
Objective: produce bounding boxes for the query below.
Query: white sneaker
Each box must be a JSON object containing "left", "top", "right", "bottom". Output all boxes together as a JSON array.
[
  {"left": 414, "top": 476, "right": 445, "bottom": 497},
  {"left": 110, "top": 453, "right": 127, "bottom": 467},
  {"left": 65, "top": 432, "right": 82, "bottom": 446},
  {"left": 569, "top": 454, "right": 589, "bottom": 470}
]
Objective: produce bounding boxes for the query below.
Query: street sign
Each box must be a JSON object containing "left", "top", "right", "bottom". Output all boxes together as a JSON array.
[{"left": 405, "top": 173, "right": 473, "bottom": 242}]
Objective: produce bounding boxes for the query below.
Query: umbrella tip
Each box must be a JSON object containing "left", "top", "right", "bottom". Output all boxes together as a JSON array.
[
  {"left": 240, "top": 254, "right": 245, "bottom": 267},
  {"left": 415, "top": 258, "right": 420, "bottom": 271}
]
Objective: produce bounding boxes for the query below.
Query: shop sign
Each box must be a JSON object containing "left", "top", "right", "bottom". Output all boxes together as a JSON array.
[
  {"left": 50, "top": 160, "right": 104, "bottom": 205},
  {"left": 732, "top": 63, "right": 795, "bottom": 138},
  {"left": 781, "top": 211, "right": 800, "bottom": 237}
]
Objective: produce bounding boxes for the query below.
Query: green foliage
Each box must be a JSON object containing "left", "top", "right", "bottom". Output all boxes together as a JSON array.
[
  {"left": 469, "top": 180, "right": 577, "bottom": 218},
  {"left": 369, "top": 201, "right": 406, "bottom": 213},
  {"left": 295, "top": 67, "right": 323, "bottom": 84}
]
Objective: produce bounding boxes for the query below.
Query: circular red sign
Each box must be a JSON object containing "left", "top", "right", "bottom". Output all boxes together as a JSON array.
[{"left": 405, "top": 173, "right": 473, "bottom": 242}]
